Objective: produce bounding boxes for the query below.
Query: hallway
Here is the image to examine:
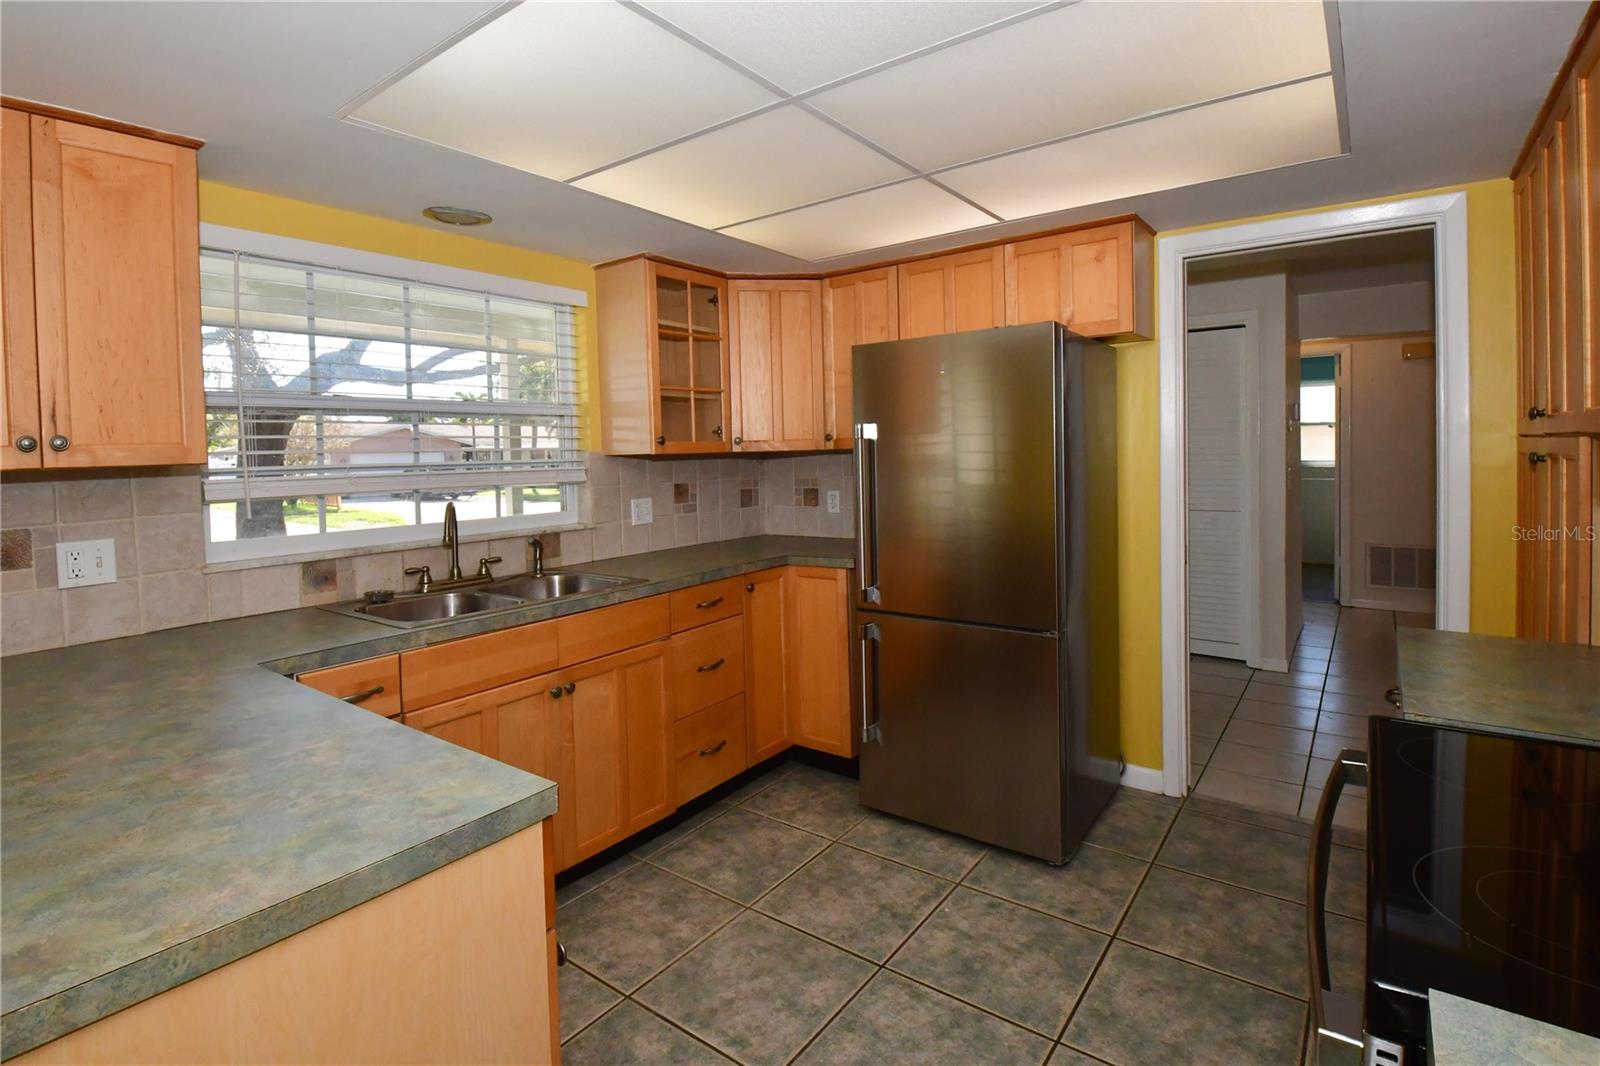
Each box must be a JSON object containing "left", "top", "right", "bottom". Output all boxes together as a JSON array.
[{"left": 1187, "top": 603, "right": 1433, "bottom": 830}]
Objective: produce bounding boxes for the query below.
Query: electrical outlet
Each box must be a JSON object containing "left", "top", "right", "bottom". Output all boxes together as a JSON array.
[
  {"left": 630, "top": 497, "right": 653, "bottom": 525},
  {"left": 826, "top": 490, "right": 841, "bottom": 514},
  {"left": 57, "top": 539, "right": 117, "bottom": 588}
]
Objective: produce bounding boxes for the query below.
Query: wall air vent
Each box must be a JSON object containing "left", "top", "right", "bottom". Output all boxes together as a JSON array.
[{"left": 1366, "top": 544, "right": 1437, "bottom": 590}]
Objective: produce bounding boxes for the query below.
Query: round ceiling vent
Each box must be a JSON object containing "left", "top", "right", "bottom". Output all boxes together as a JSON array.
[{"left": 422, "top": 205, "right": 492, "bottom": 226}]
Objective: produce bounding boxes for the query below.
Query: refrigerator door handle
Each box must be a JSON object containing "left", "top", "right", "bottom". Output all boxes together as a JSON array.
[
  {"left": 859, "top": 621, "right": 881, "bottom": 744},
  {"left": 855, "top": 423, "right": 880, "bottom": 603}
]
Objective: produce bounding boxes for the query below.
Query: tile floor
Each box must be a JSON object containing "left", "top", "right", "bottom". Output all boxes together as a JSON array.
[
  {"left": 554, "top": 762, "right": 1368, "bottom": 1066},
  {"left": 1189, "top": 602, "right": 1434, "bottom": 829}
]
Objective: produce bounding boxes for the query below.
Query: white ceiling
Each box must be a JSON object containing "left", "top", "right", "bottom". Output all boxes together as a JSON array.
[
  {"left": 0, "top": 1, "right": 1587, "bottom": 272},
  {"left": 350, "top": 0, "right": 1343, "bottom": 259}
]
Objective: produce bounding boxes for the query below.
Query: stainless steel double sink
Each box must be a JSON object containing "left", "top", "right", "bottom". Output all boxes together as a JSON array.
[{"left": 321, "top": 571, "right": 638, "bottom": 628}]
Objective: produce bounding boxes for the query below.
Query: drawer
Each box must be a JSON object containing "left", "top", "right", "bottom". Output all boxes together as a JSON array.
[
  {"left": 674, "top": 695, "right": 748, "bottom": 804},
  {"left": 298, "top": 655, "right": 401, "bottom": 718},
  {"left": 557, "top": 594, "right": 669, "bottom": 666},
  {"left": 400, "top": 620, "right": 558, "bottom": 710},
  {"left": 669, "top": 576, "right": 745, "bottom": 632},
  {"left": 668, "top": 615, "right": 744, "bottom": 719}
]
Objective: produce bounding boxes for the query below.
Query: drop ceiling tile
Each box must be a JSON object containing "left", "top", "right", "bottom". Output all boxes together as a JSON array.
[
  {"left": 639, "top": 1, "right": 1042, "bottom": 93},
  {"left": 350, "top": 2, "right": 779, "bottom": 182},
  {"left": 938, "top": 76, "right": 1343, "bottom": 222},
  {"left": 574, "top": 106, "right": 910, "bottom": 230},
  {"left": 720, "top": 180, "right": 992, "bottom": 261},
  {"left": 809, "top": 0, "right": 1331, "bottom": 171}
]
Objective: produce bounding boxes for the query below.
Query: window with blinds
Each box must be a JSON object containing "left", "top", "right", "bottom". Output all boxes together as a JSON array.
[{"left": 200, "top": 247, "right": 584, "bottom": 560}]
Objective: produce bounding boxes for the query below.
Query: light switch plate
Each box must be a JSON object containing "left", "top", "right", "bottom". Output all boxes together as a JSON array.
[
  {"left": 630, "top": 497, "right": 653, "bottom": 525},
  {"left": 826, "top": 490, "right": 841, "bottom": 514},
  {"left": 57, "top": 539, "right": 117, "bottom": 588}
]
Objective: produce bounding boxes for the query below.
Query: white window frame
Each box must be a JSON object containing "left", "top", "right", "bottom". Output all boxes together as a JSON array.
[{"left": 198, "top": 225, "right": 589, "bottom": 565}]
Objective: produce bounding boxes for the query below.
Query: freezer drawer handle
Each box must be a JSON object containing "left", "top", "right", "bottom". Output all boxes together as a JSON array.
[
  {"left": 696, "top": 657, "right": 726, "bottom": 673},
  {"left": 1306, "top": 749, "right": 1368, "bottom": 1058},
  {"left": 855, "top": 423, "right": 880, "bottom": 604},
  {"left": 859, "top": 622, "right": 881, "bottom": 743}
]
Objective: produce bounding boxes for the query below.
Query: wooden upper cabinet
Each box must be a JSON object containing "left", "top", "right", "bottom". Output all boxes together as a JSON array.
[
  {"left": 27, "top": 114, "right": 203, "bottom": 466},
  {"left": 596, "top": 256, "right": 731, "bottom": 455},
  {"left": 1, "top": 108, "right": 40, "bottom": 470},
  {"left": 1515, "top": 11, "right": 1599, "bottom": 436},
  {"left": 896, "top": 247, "right": 1005, "bottom": 340},
  {"left": 822, "top": 267, "right": 897, "bottom": 451},
  {"left": 729, "top": 278, "right": 824, "bottom": 451},
  {"left": 1517, "top": 435, "right": 1593, "bottom": 644},
  {"left": 1004, "top": 221, "right": 1153, "bottom": 339},
  {"left": 786, "top": 566, "right": 853, "bottom": 758},
  {"left": 743, "top": 567, "right": 790, "bottom": 764}
]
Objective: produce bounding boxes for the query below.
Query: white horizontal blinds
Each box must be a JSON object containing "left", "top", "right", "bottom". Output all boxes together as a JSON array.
[{"left": 199, "top": 249, "right": 583, "bottom": 503}]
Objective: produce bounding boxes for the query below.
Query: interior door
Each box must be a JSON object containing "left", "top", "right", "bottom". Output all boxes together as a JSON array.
[
  {"left": 1186, "top": 324, "right": 1252, "bottom": 661},
  {"left": 853, "top": 325, "right": 1060, "bottom": 630}
]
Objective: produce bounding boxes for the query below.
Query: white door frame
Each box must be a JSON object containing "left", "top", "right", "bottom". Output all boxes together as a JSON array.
[
  {"left": 1184, "top": 311, "right": 1261, "bottom": 668},
  {"left": 1158, "top": 192, "right": 1471, "bottom": 797}
]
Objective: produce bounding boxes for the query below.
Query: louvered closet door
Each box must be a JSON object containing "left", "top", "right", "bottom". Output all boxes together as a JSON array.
[{"left": 1186, "top": 325, "right": 1251, "bottom": 661}]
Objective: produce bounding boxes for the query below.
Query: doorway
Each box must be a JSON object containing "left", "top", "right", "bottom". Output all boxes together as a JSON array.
[{"left": 1158, "top": 192, "right": 1470, "bottom": 801}]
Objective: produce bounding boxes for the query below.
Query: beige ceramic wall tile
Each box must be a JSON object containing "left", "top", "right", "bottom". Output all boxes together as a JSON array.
[
  {"left": 135, "top": 513, "right": 205, "bottom": 574},
  {"left": 0, "top": 587, "right": 64, "bottom": 654},
  {"left": 238, "top": 564, "right": 301, "bottom": 615},
  {"left": 55, "top": 479, "right": 133, "bottom": 523},
  {"left": 1, "top": 482, "right": 56, "bottom": 528},
  {"left": 63, "top": 579, "right": 142, "bottom": 644},
  {"left": 131, "top": 475, "right": 201, "bottom": 516},
  {"left": 141, "top": 571, "right": 209, "bottom": 631},
  {"left": 206, "top": 571, "right": 243, "bottom": 621}
]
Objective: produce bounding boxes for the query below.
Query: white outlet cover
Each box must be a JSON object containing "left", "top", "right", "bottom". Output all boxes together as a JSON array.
[
  {"left": 630, "top": 497, "right": 653, "bottom": 525},
  {"left": 826, "top": 490, "right": 842, "bottom": 515},
  {"left": 57, "top": 538, "right": 117, "bottom": 588}
]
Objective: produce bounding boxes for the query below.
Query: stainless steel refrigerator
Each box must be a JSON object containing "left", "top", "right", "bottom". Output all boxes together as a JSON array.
[{"left": 853, "top": 322, "right": 1122, "bottom": 864}]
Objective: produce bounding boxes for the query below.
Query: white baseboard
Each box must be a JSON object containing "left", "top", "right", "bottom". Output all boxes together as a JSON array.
[{"left": 1119, "top": 763, "right": 1168, "bottom": 795}]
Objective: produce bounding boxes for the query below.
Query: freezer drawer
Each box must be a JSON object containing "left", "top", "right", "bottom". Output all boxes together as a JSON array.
[{"left": 856, "top": 610, "right": 1071, "bottom": 861}]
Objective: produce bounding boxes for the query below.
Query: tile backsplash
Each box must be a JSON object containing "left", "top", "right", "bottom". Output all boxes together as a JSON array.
[{"left": 0, "top": 452, "right": 853, "bottom": 655}]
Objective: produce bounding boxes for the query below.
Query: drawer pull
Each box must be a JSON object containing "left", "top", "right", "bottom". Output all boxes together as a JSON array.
[
  {"left": 695, "top": 595, "right": 725, "bottom": 610},
  {"left": 697, "top": 657, "right": 726, "bottom": 673},
  {"left": 697, "top": 739, "right": 728, "bottom": 757},
  {"left": 339, "top": 685, "right": 385, "bottom": 704}
]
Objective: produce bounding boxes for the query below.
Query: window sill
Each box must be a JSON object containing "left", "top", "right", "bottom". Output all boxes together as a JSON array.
[{"left": 202, "top": 521, "right": 589, "bottom": 574}]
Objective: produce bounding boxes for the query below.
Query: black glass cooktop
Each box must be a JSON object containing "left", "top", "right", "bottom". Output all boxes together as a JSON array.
[{"left": 1367, "top": 717, "right": 1600, "bottom": 1050}]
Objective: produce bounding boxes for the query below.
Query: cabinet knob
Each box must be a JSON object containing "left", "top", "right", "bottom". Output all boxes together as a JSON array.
[
  {"left": 745, "top": 583, "right": 754, "bottom": 592},
  {"left": 733, "top": 436, "right": 743, "bottom": 446},
  {"left": 824, "top": 433, "right": 834, "bottom": 443},
  {"left": 555, "top": 941, "right": 568, "bottom": 966},
  {"left": 1528, "top": 452, "right": 1549, "bottom": 465},
  {"left": 14, "top": 435, "right": 37, "bottom": 453},
  {"left": 549, "top": 686, "right": 563, "bottom": 699},
  {"left": 47, "top": 435, "right": 69, "bottom": 452},
  {"left": 713, "top": 426, "right": 724, "bottom": 439},
  {"left": 1528, "top": 406, "right": 1548, "bottom": 420},
  {"left": 563, "top": 681, "right": 576, "bottom": 694},
  {"left": 656, "top": 435, "right": 666, "bottom": 446}
]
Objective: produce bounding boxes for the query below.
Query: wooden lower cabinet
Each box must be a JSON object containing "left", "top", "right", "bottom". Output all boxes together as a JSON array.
[
  {"left": 667, "top": 615, "right": 745, "bottom": 718},
  {"left": 786, "top": 566, "right": 855, "bottom": 757},
  {"left": 1517, "top": 435, "right": 1594, "bottom": 644},
  {"left": 744, "top": 568, "right": 791, "bottom": 762},
  {"left": 296, "top": 655, "right": 401, "bottom": 718},
  {"left": 674, "top": 695, "right": 748, "bottom": 803}
]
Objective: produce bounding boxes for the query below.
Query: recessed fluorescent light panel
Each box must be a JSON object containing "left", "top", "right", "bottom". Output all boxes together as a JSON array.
[{"left": 350, "top": 0, "right": 1344, "bottom": 262}]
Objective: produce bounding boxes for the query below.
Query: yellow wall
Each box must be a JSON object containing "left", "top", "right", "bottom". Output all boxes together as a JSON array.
[
  {"left": 199, "top": 179, "right": 1518, "bottom": 772},
  {"left": 196, "top": 182, "right": 601, "bottom": 445},
  {"left": 1113, "top": 179, "right": 1518, "bottom": 769}
]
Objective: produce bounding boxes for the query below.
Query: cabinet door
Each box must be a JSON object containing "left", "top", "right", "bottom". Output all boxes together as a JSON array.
[
  {"left": 822, "top": 267, "right": 897, "bottom": 450},
  {"left": 1518, "top": 436, "right": 1593, "bottom": 643},
  {"left": 896, "top": 247, "right": 1004, "bottom": 340},
  {"left": 558, "top": 643, "right": 671, "bottom": 865},
  {"left": 29, "top": 116, "right": 203, "bottom": 467},
  {"left": 729, "top": 279, "right": 824, "bottom": 451},
  {"left": 1, "top": 109, "right": 41, "bottom": 470},
  {"left": 1005, "top": 222, "right": 1148, "bottom": 338},
  {"left": 743, "top": 568, "right": 790, "bottom": 763},
  {"left": 402, "top": 687, "right": 505, "bottom": 759},
  {"left": 297, "top": 655, "right": 402, "bottom": 718},
  {"left": 1575, "top": 27, "right": 1600, "bottom": 432},
  {"left": 786, "top": 566, "right": 853, "bottom": 757},
  {"left": 650, "top": 261, "right": 731, "bottom": 454}
]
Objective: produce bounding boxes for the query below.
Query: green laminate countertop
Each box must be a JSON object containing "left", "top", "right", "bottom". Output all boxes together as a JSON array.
[
  {"left": 0, "top": 535, "right": 853, "bottom": 1058},
  {"left": 1429, "top": 989, "right": 1600, "bottom": 1064},
  {"left": 1396, "top": 628, "right": 1600, "bottom": 747}
]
